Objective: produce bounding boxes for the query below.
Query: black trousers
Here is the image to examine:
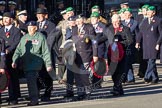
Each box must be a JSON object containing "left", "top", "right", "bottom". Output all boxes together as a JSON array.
[
  {"left": 66, "top": 68, "right": 74, "bottom": 94},
  {"left": 6, "top": 54, "right": 20, "bottom": 101},
  {"left": 37, "top": 65, "right": 53, "bottom": 98},
  {"left": 137, "top": 48, "right": 147, "bottom": 77},
  {"left": 112, "top": 58, "right": 126, "bottom": 93}
]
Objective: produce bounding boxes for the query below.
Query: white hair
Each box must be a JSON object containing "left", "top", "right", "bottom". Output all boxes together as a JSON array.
[{"left": 111, "top": 14, "right": 121, "bottom": 22}]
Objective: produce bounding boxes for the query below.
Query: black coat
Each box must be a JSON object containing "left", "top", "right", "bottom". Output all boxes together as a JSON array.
[
  {"left": 72, "top": 24, "right": 98, "bottom": 64},
  {"left": 37, "top": 20, "right": 56, "bottom": 50},
  {"left": 0, "top": 25, "right": 21, "bottom": 68},
  {"left": 93, "top": 22, "right": 106, "bottom": 58},
  {"left": 0, "top": 26, "right": 21, "bottom": 54},
  {"left": 137, "top": 16, "right": 162, "bottom": 59},
  {"left": 0, "top": 38, "right": 6, "bottom": 69}
]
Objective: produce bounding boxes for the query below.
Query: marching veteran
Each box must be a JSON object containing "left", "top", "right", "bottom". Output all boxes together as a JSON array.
[{"left": 12, "top": 21, "right": 52, "bottom": 106}]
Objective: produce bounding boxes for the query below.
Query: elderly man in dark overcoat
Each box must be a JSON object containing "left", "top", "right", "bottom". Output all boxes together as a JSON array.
[{"left": 136, "top": 6, "right": 162, "bottom": 84}]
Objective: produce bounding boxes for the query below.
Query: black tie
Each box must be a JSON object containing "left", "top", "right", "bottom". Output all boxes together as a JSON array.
[{"left": 39, "top": 22, "right": 42, "bottom": 29}]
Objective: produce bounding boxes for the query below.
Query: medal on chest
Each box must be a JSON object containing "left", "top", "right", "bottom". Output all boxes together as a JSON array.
[{"left": 32, "top": 39, "right": 39, "bottom": 45}]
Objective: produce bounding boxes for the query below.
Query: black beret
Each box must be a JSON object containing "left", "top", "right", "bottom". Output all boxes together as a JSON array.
[
  {"left": 68, "top": 16, "right": 76, "bottom": 21},
  {"left": 26, "top": 21, "right": 37, "bottom": 26},
  {"left": 3, "top": 12, "right": 14, "bottom": 18},
  {"left": 75, "top": 14, "right": 84, "bottom": 19}
]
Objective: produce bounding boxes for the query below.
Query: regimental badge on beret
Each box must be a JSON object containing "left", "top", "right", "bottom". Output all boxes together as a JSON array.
[
  {"left": 0, "top": 1, "right": 6, "bottom": 5},
  {"left": 76, "top": 14, "right": 84, "bottom": 19},
  {"left": 68, "top": 16, "right": 76, "bottom": 21},
  {"left": 90, "top": 12, "right": 100, "bottom": 18},
  {"left": 147, "top": 6, "right": 156, "bottom": 11},
  {"left": 8, "top": 1, "right": 17, "bottom": 5},
  {"left": 17, "top": 10, "right": 27, "bottom": 16},
  {"left": 26, "top": 21, "right": 37, "bottom": 26},
  {"left": 66, "top": 7, "right": 74, "bottom": 13},
  {"left": 142, "top": 4, "right": 150, "bottom": 9},
  {"left": 92, "top": 5, "right": 99, "bottom": 9}
]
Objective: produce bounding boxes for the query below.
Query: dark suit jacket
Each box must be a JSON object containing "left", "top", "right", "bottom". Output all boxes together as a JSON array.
[
  {"left": 0, "top": 26, "right": 21, "bottom": 54},
  {"left": 94, "top": 22, "right": 106, "bottom": 58},
  {"left": 0, "top": 25, "right": 21, "bottom": 67},
  {"left": 137, "top": 16, "right": 162, "bottom": 59},
  {"left": 72, "top": 23, "right": 98, "bottom": 64}
]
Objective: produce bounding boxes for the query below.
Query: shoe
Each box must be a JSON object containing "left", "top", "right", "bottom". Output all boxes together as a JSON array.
[
  {"left": 27, "top": 101, "right": 39, "bottom": 106},
  {"left": 127, "top": 80, "right": 135, "bottom": 84},
  {"left": 144, "top": 78, "right": 151, "bottom": 83},
  {"left": 110, "top": 90, "right": 124, "bottom": 96},
  {"left": 41, "top": 96, "right": 50, "bottom": 102},
  {"left": 64, "top": 94, "right": 74, "bottom": 98},
  {"left": 8, "top": 100, "right": 18, "bottom": 105},
  {"left": 150, "top": 80, "right": 158, "bottom": 84},
  {"left": 77, "top": 94, "right": 90, "bottom": 101}
]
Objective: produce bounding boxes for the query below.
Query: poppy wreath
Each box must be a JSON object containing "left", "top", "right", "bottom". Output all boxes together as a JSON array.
[
  {"left": 108, "top": 42, "right": 124, "bottom": 63},
  {"left": 5, "top": 32, "right": 10, "bottom": 38},
  {"left": 0, "top": 71, "right": 10, "bottom": 93},
  {"left": 90, "top": 58, "right": 108, "bottom": 78}
]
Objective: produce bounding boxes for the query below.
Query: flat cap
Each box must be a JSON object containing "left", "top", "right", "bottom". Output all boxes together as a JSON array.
[
  {"left": 66, "top": 7, "right": 74, "bottom": 12},
  {"left": 3, "top": 12, "right": 14, "bottom": 18},
  {"left": 0, "top": 1, "right": 6, "bottom": 5},
  {"left": 8, "top": 1, "right": 17, "bottom": 5},
  {"left": 17, "top": 10, "right": 27, "bottom": 16},
  {"left": 26, "top": 21, "right": 37, "bottom": 26}
]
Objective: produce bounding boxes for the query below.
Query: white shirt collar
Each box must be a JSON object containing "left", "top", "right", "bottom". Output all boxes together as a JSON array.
[{"left": 5, "top": 25, "right": 13, "bottom": 32}]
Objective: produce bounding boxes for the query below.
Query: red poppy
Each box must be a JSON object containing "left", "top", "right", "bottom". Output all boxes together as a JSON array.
[{"left": 5, "top": 32, "right": 10, "bottom": 38}]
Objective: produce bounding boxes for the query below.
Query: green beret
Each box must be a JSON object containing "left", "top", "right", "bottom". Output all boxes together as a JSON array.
[
  {"left": 124, "top": 8, "right": 132, "bottom": 13},
  {"left": 92, "top": 5, "right": 99, "bottom": 9},
  {"left": 118, "top": 8, "right": 126, "bottom": 14},
  {"left": 90, "top": 12, "right": 100, "bottom": 18},
  {"left": 66, "top": 7, "right": 74, "bottom": 12},
  {"left": 142, "top": 4, "right": 150, "bottom": 9},
  {"left": 147, "top": 6, "right": 156, "bottom": 11}
]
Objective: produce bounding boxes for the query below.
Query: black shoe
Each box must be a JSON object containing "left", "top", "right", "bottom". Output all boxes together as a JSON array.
[
  {"left": 27, "top": 101, "right": 39, "bottom": 106},
  {"left": 77, "top": 94, "right": 90, "bottom": 101},
  {"left": 41, "top": 96, "right": 50, "bottom": 102},
  {"left": 144, "top": 78, "right": 151, "bottom": 83},
  {"left": 8, "top": 100, "right": 18, "bottom": 105},
  {"left": 64, "top": 94, "right": 74, "bottom": 98},
  {"left": 110, "top": 90, "right": 124, "bottom": 96},
  {"left": 150, "top": 80, "right": 158, "bottom": 84}
]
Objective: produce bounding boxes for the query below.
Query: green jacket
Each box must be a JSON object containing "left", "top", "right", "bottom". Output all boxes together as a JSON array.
[{"left": 12, "top": 32, "right": 52, "bottom": 71}]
